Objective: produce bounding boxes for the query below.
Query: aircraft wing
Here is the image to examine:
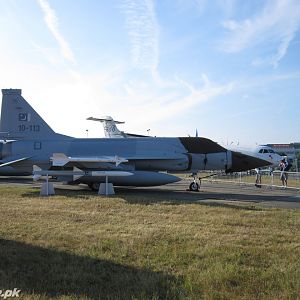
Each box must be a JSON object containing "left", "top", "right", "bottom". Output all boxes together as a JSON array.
[{"left": 0, "top": 157, "right": 31, "bottom": 168}]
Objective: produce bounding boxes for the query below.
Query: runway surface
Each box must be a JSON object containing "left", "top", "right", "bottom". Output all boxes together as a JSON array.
[{"left": 0, "top": 176, "right": 300, "bottom": 209}]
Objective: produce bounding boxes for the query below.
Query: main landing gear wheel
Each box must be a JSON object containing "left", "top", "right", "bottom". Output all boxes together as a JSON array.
[
  {"left": 189, "top": 181, "right": 199, "bottom": 192},
  {"left": 88, "top": 182, "right": 100, "bottom": 191}
]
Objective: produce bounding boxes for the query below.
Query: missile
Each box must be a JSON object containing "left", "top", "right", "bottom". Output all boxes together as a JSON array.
[
  {"left": 33, "top": 166, "right": 180, "bottom": 186},
  {"left": 33, "top": 165, "right": 133, "bottom": 181},
  {"left": 50, "top": 153, "right": 128, "bottom": 167},
  {"left": 79, "top": 170, "right": 181, "bottom": 186}
]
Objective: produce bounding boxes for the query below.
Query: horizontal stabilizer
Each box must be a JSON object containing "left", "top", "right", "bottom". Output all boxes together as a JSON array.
[{"left": 87, "top": 116, "right": 125, "bottom": 124}]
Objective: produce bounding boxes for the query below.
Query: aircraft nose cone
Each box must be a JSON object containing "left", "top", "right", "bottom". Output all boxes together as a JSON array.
[{"left": 227, "top": 151, "right": 271, "bottom": 173}]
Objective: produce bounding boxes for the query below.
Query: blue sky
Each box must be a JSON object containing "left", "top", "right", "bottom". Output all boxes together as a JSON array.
[{"left": 0, "top": 0, "right": 299, "bottom": 145}]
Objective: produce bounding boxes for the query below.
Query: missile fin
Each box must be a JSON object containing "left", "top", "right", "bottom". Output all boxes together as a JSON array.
[
  {"left": 73, "top": 166, "right": 83, "bottom": 181},
  {"left": 51, "top": 153, "right": 69, "bottom": 166}
]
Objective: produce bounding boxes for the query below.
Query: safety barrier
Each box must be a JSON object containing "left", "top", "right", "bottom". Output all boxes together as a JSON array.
[{"left": 197, "top": 170, "right": 300, "bottom": 191}]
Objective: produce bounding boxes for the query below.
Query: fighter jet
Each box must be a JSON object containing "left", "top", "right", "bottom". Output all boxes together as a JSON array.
[{"left": 0, "top": 89, "right": 270, "bottom": 193}]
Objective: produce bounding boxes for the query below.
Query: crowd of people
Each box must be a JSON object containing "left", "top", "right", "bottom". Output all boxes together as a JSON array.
[{"left": 255, "top": 158, "right": 289, "bottom": 188}]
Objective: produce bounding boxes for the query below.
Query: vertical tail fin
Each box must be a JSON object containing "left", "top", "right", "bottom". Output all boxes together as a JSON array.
[
  {"left": 0, "top": 89, "right": 68, "bottom": 139},
  {"left": 87, "top": 116, "right": 126, "bottom": 138}
]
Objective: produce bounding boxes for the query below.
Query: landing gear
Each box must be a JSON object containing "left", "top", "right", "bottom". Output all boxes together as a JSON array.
[
  {"left": 88, "top": 182, "right": 100, "bottom": 191},
  {"left": 189, "top": 181, "right": 199, "bottom": 192},
  {"left": 189, "top": 173, "right": 200, "bottom": 192}
]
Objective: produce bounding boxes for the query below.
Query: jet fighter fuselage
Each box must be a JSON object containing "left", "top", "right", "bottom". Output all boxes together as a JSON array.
[{"left": 0, "top": 89, "right": 271, "bottom": 187}]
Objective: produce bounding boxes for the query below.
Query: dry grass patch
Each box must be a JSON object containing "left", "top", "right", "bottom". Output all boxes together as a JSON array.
[{"left": 0, "top": 186, "right": 299, "bottom": 299}]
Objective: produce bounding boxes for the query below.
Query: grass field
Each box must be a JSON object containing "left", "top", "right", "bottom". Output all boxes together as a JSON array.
[{"left": 0, "top": 186, "right": 299, "bottom": 299}]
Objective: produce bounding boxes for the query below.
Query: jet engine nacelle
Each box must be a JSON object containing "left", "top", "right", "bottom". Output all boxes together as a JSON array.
[
  {"left": 189, "top": 151, "right": 231, "bottom": 172},
  {"left": 134, "top": 158, "right": 189, "bottom": 171}
]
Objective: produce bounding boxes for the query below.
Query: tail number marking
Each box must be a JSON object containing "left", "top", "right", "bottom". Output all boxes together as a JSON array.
[{"left": 18, "top": 125, "right": 40, "bottom": 132}]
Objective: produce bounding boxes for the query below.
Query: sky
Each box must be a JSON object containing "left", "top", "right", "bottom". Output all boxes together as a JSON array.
[{"left": 0, "top": 0, "right": 299, "bottom": 146}]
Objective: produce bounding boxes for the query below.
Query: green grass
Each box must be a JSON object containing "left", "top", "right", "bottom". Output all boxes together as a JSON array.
[{"left": 0, "top": 186, "right": 299, "bottom": 299}]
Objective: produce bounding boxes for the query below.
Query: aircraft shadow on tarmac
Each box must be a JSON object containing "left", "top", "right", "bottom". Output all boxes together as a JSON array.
[
  {"left": 0, "top": 238, "right": 183, "bottom": 300},
  {"left": 21, "top": 185, "right": 299, "bottom": 210},
  {"left": 113, "top": 187, "right": 300, "bottom": 209},
  {"left": 0, "top": 177, "right": 33, "bottom": 184}
]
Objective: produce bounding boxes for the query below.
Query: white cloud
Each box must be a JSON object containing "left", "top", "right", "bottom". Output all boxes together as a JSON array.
[
  {"left": 108, "top": 74, "right": 233, "bottom": 133},
  {"left": 220, "top": 0, "right": 300, "bottom": 67},
  {"left": 1, "top": 0, "right": 233, "bottom": 138},
  {"left": 121, "top": 0, "right": 159, "bottom": 75},
  {"left": 145, "top": 77, "right": 233, "bottom": 123},
  {"left": 0, "top": 48, "right": 233, "bottom": 138},
  {"left": 37, "top": 0, "right": 76, "bottom": 64}
]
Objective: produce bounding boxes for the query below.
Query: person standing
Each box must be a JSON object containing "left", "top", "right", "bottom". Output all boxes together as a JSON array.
[
  {"left": 279, "top": 158, "right": 288, "bottom": 187},
  {"left": 255, "top": 167, "right": 262, "bottom": 188}
]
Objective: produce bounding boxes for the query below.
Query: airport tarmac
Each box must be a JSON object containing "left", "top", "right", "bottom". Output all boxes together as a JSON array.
[{"left": 1, "top": 176, "right": 300, "bottom": 209}]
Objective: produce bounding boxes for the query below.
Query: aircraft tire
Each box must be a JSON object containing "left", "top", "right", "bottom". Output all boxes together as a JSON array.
[
  {"left": 88, "top": 182, "right": 100, "bottom": 191},
  {"left": 189, "top": 182, "right": 199, "bottom": 192}
]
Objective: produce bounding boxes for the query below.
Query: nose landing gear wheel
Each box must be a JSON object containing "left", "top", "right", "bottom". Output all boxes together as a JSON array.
[{"left": 189, "top": 182, "right": 199, "bottom": 192}]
